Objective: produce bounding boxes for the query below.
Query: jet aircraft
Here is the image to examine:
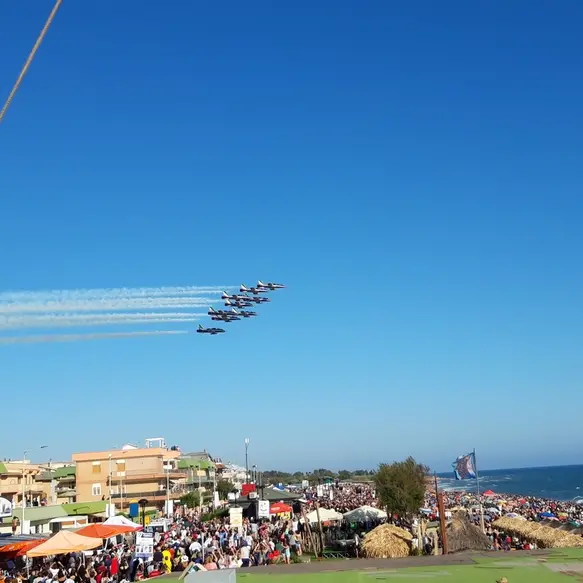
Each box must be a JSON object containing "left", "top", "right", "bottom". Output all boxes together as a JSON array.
[
  {"left": 240, "top": 284, "right": 268, "bottom": 295},
  {"left": 230, "top": 308, "right": 257, "bottom": 318},
  {"left": 208, "top": 307, "right": 241, "bottom": 322},
  {"left": 257, "top": 280, "right": 286, "bottom": 290},
  {"left": 242, "top": 294, "right": 270, "bottom": 304},
  {"left": 222, "top": 292, "right": 253, "bottom": 306},
  {"left": 196, "top": 324, "right": 225, "bottom": 335},
  {"left": 225, "top": 298, "right": 253, "bottom": 308}
]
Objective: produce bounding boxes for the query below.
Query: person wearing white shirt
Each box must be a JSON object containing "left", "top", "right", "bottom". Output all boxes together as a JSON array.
[
  {"left": 239, "top": 544, "right": 250, "bottom": 567},
  {"left": 189, "top": 540, "right": 202, "bottom": 554}
]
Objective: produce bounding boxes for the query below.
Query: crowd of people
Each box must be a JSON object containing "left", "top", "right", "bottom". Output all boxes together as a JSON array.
[
  {"left": 2, "top": 481, "right": 583, "bottom": 580},
  {"left": 304, "top": 483, "right": 377, "bottom": 513},
  {"left": 427, "top": 489, "right": 583, "bottom": 524}
]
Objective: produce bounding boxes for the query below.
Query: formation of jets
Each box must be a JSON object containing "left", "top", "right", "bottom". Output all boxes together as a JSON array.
[{"left": 196, "top": 280, "right": 286, "bottom": 335}]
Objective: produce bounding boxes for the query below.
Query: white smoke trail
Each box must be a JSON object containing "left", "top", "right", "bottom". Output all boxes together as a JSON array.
[
  {"left": 0, "top": 285, "right": 236, "bottom": 303},
  {"left": 0, "top": 330, "right": 188, "bottom": 344},
  {"left": 0, "top": 312, "right": 205, "bottom": 330},
  {"left": 0, "top": 297, "right": 216, "bottom": 314}
]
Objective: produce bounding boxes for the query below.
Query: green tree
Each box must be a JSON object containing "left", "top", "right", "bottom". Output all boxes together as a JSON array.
[
  {"left": 216, "top": 479, "right": 235, "bottom": 500},
  {"left": 374, "top": 457, "right": 429, "bottom": 518},
  {"left": 180, "top": 490, "right": 201, "bottom": 508},
  {"left": 338, "top": 470, "right": 352, "bottom": 480}
]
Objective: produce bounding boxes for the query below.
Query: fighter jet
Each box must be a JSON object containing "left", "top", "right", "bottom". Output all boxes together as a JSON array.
[
  {"left": 225, "top": 298, "right": 253, "bottom": 309},
  {"left": 196, "top": 324, "right": 225, "bottom": 335},
  {"left": 240, "top": 294, "right": 270, "bottom": 304},
  {"left": 240, "top": 284, "right": 268, "bottom": 295},
  {"left": 208, "top": 307, "right": 241, "bottom": 322},
  {"left": 257, "top": 280, "right": 286, "bottom": 290},
  {"left": 222, "top": 292, "right": 253, "bottom": 306},
  {"left": 230, "top": 308, "right": 257, "bottom": 318}
]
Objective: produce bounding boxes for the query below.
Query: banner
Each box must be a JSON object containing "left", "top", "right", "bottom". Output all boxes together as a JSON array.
[
  {"left": 229, "top": 507, "right": 243, "bottom": 529},
  {"left": 257, "top": 500, "right": 269, "bottom": 519},
  {"left": 135, "top": 531, "right": 154, "bottom": 560}
]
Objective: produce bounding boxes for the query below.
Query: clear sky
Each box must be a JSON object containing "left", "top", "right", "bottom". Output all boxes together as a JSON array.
[{"left": 0, "top": 0, "right": 582, "bottom": 473}]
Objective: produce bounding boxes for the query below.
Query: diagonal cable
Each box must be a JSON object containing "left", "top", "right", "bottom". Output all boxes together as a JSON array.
[{"left": 0, "top": 0, "right": 63, "bottom": 126}]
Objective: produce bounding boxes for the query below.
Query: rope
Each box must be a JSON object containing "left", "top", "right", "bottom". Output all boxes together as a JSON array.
[{"left": 0, "top": 0, "right": 63, "bottom": 126}]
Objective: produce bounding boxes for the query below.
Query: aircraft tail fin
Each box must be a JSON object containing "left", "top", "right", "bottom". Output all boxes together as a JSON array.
[
  {"left": 198, "top": 324, "right": 203, "bottom": 330},
  {"left": 257, "top": 280, "right": 264, "bottom": 286}
]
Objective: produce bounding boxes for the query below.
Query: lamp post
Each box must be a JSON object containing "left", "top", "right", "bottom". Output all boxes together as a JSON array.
[
  {"left": 252, "top": 465, "right": 257, "bottom": 483},
  {"left": 244, "top": 438, "right": 250, "bottom": 483},
  {"left": 22, "top": 446, "right": 47, "bottom": 535},
  {"left": 138, "top": 498, "right": 148, "bottom": 527}
]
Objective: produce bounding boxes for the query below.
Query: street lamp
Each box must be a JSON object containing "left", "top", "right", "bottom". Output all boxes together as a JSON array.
[
  {"left": 108, "top": 454, "right": 113, "bottom": 518},
  {"left": 244, "top": 438, "right": 250, "bottom": 483},
  {"left": 22, "top": 446, "right": 47, "bottom": 534}
]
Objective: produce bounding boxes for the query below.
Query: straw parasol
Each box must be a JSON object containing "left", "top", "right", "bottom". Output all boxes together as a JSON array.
[
  {"left": 361, "top": 523, "right": 412, "bottom": 558},
  {"left": 493, "top": 517, "right": 583, "bottom": 549},
  {"left": 446, "top": 512, "right": 491, "bottom": 553}
]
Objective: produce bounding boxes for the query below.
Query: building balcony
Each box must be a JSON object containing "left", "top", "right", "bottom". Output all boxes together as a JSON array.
[
  {"left": 108, "top": 469, "right": 186, "bottom": 482},
  {"left": 110, "top": 487, "right": 189, "bottom": 502}
]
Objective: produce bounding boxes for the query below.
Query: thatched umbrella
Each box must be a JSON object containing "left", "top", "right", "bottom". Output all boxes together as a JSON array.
[
  {"left": 446, "top": 512, "right": 491, "bottom": 553},
  {"left": 493, "top": 517, "right": 583, "bottom": 549},
  {"left": 361, "top": 523, "right": 413, "bottom": 558}
]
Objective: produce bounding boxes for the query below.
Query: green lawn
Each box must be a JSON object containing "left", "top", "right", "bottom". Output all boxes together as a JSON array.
[{"left": 236, "top": 550, "right": 583, "bottom": 583}]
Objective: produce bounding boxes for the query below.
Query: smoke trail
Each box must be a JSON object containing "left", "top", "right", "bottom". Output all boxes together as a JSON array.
[
  {"left": 0, "top": 330, "right": 188, "bottom": 344},
  {"left": 0, "top": 285, "right": 236, "bottom": 303},
  {"left": 0, "top": 297, "right": 216, "bottom": 314},
  {"left": 0, "top": 312, "right": 205, "bottom": 330}
]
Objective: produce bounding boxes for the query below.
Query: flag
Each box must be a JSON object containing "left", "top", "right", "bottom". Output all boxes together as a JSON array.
[{"left": 452, "top": 452, "right": 477, "bottom": 480}]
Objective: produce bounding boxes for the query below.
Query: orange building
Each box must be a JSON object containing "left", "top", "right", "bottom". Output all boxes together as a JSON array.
[{"left": 72, "top": 441, "right": 186, "bottom": 510}]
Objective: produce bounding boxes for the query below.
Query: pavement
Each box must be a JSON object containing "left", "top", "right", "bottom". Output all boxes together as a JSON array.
[{"left": 255, "top": 549, "right": 552, "bottom": 575}]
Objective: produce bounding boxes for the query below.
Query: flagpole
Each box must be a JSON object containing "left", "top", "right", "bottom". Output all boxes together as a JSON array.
[{"left": 473, "top": 448, "right": 485, "bottom": 533}]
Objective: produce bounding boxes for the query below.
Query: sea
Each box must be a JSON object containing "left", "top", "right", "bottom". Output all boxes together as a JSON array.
[{"left": 436, "top": 465, "right": 583, "bottom": 503}]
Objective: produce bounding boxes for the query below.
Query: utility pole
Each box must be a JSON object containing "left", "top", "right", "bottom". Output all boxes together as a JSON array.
[
  {"left": 436, "top": 491, "right": 448, "bottom": 555},
  {"left": 108, "top": 454, "right": 112, "bottom": 518},
  {"left": 21, "top": 446, "right": 47, "bottom": 535},
  {"left": 314, "top": 502, "right": 325, "bottom": 557}
]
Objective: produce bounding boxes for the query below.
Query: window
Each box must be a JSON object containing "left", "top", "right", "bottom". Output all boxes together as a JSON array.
[
  {"left": 116, "top": 460, "right": 126, "bottom": 472},
  {"left": 92, "top": 462, "right": 101, "bottom": 474},
  {"left": 92, "top": 483, "right": 102, "bottom": 496}
]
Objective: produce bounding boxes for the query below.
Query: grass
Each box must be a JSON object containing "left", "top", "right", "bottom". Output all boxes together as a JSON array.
[{"left": 235, "top": 550, "right": 583, "bottom": 582}]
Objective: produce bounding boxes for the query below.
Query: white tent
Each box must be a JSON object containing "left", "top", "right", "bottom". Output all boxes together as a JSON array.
[
  {"left": 343, "top": 505, "right": 388, "bottom": 521},
  {"left": 302, "top": 508, "right": 343, "bottom": 523},
  {"left": 103, "top": 515, "right": 142, "bottom": 529}
]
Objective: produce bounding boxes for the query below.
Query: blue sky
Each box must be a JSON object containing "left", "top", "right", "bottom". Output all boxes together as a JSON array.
[{"left": 0, "top": 0, "right": 582, "bottom": 473}]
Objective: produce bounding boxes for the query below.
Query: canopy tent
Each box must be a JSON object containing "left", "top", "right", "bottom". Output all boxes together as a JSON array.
[
  {"left": 0, "top": 538, "right": 46, "bottom": 557},
  {"left": 343, "top": 505, "right": 388, "bottom": 521},
  {"left": 270, "top": 503, "right": 292, "bottom": 514},
  {"left": 302, "top": 508, "right": 343, "bottom": 523},
  {"left": 76, "top": 524, "right": 135, "bottom": 538},
  {"left": 28, "top": 531, "right": 102, "bottom": 557},
  {"left": 482, "top": 490, "right": 496, "bottom": 497},
  {"left": 103, "top": 516, "right": 142, "bottom": 530}
]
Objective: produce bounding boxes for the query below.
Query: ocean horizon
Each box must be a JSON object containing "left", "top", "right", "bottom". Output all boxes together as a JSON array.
[{"left": 436, "top": 464, "right": 583, "bottom": 502}]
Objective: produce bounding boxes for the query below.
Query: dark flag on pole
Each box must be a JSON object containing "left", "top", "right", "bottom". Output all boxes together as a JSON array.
[{"left": 452, "top": 452, "right": 477, "bottom": 480}]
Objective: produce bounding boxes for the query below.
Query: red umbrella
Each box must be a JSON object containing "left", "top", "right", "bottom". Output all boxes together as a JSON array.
[
  {"left": 270, "top": 503, "right": 292, "bottom": 514},
  {"left": 483, "top": 490, "right": 496, "bottom": 497}
]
